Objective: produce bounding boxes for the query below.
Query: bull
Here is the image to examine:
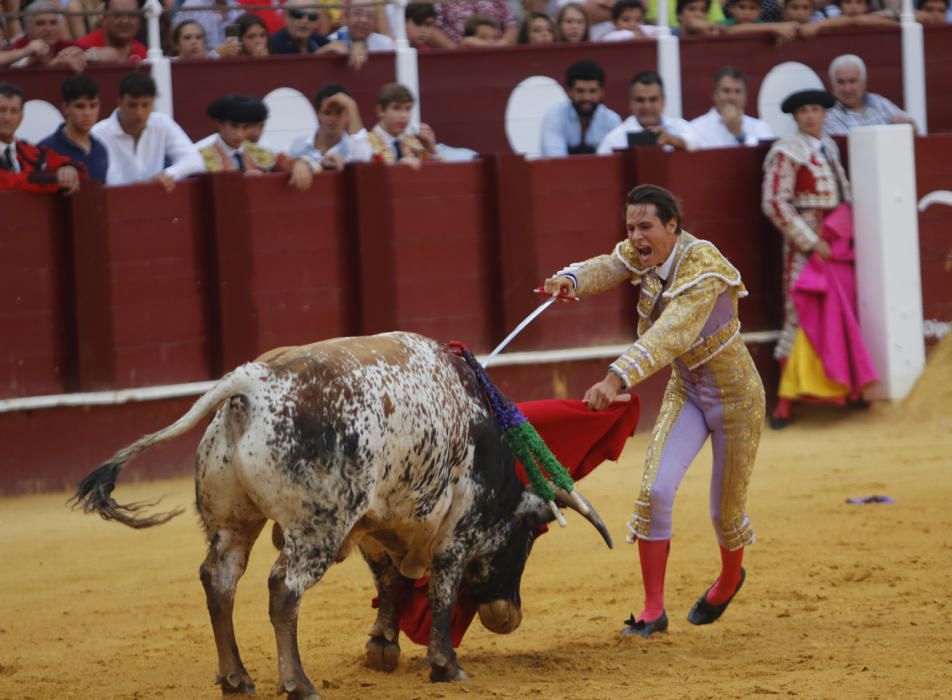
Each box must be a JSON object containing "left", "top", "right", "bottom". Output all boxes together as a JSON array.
[{"left": 73, "top": 332, "right": 612, "bottom": 699}]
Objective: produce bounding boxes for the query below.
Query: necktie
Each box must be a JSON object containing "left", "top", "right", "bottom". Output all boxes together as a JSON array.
[
  {"left": 2, "top": 144, "right": 14, "bottom": 172},
  {"left": 819, "top": 143, "right": 845, "bottom": 204},
  {"left": 233, "top": 151, "right": 245, "bottom": 173},
  {"left": 393, "top": 139, "right": 403, "bottom": 161}
]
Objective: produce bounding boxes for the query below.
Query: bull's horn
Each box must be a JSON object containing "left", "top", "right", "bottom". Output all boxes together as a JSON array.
[{"left": 554, "top": 488, "right": 613, "bottom": 549}]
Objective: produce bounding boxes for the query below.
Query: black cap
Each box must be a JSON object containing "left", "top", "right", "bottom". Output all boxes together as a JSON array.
[
  {"left": 207, "top": 94, "right": 269, "bottom": 123},
  {"left": 781, "top": 89, "right": 836, "bottom": 114}
]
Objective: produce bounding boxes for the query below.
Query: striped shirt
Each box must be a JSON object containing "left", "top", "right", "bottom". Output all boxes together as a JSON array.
[{"left": 824, "top": 93, "right": 909, "bottom": 136}]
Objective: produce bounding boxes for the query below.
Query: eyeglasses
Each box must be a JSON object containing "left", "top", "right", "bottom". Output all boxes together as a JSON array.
[{"left": 287, "top": 8, "right": 319, "bottom": 21}]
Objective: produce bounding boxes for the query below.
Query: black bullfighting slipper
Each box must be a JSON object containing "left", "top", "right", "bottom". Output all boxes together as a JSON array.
[
  {"left": 620, "top": 611, "right": 668, "bottom": 638},
  {"left": 687, "top": 567, "right": 746, "bottom": 626}
]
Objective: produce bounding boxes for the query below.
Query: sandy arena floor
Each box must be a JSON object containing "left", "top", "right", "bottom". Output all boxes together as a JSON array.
[{"left": 1, "top": 340, "right": 950, "bottom": 700}]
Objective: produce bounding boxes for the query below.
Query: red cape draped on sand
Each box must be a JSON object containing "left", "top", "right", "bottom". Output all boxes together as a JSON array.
[{"left": 372, "top": 397, "right": 641, "bottom": 648}]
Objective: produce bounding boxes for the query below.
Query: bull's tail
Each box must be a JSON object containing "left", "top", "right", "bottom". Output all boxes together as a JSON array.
[{"left": 70, "top": 364, "right": 266, "bottom": 529}]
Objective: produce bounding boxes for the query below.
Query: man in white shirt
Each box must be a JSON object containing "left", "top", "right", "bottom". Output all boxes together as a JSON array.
[
  {"left": 91, "top": 71, "right": 204, "bottom": 191},
  {"left": 287, "top": 83, "right": 372, "bottom": 169},
  {"left": 597, "top": 71, "right": 700, "bottom": 154},
  {"left": 328, "top": 0, "right": 395, "bottom": 52},
  {"left": 691, "top": 66, "right": 775, "bottom": 149}
]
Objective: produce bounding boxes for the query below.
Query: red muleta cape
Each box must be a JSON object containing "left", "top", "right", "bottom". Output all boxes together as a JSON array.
[{"left": 372, "top": 397, "right": 640, "bottom": 647}]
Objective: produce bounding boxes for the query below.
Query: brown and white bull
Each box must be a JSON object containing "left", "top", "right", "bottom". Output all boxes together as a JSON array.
[{"left": 73, "top": 332, "right": 611, "bottom": 699}]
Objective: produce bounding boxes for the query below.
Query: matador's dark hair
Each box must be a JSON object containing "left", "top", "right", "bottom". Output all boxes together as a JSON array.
[{"left": 625, "top": 184, "right": 683, "bottom": 234}]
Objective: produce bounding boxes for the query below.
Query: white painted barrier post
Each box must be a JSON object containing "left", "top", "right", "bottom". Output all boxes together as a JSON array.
[
  {"left": 144, "top": 0, "right": 174, "bottom": 117},
  {"left": 900, "top": 0, "right": 928, "bottom": 134},
  {"left": 655, "top": 0, "right": 682, "bottom": 120},
  {"left": 848, "top": 124, "right": 925, "bottom": 400},
  {"left": 392, "top": 0, "right": 421, "bottom": 127}
]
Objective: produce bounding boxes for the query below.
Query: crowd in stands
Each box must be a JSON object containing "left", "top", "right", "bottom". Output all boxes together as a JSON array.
[{"left": 0, "top": 0, "right": 949, "bottom": 71}]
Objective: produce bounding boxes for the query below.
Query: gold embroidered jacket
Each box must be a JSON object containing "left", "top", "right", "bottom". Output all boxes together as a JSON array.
[{"left": 557, "top": 232, "right": 748, "bottom": 388}]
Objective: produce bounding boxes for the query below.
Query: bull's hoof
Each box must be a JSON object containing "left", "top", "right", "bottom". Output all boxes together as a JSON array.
[
  {"left": 216, "top": 672, "right": 257, "bottom": 695},
  {"left": 429, "top": 663, "right": 469, "bottom": 683},
  {"left": 275, "top": 678, "right": 320, "bottom": 700},
  {"left": 364, "top": 636, "right": 401, "bottom": 672}
]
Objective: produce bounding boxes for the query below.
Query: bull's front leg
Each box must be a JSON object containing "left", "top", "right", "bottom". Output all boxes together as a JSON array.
[{"left": 426, "top": 555, "right": 468, "bottom": 683}]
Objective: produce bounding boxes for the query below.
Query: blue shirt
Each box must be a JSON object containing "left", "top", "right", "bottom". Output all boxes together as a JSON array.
[
  {"left": 38, "top": 123, "right": 109, "bottom": 183},
  {"left": 268, "top": 28, "right": 330, "bottom": 55},
  {"left": 540, "top": 101, "right": 622, "bottom": 157}
]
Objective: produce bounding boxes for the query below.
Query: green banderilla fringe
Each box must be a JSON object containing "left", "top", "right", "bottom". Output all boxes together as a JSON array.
[{"left": 504, "top": 421, "right": 575, "bottom": 503}]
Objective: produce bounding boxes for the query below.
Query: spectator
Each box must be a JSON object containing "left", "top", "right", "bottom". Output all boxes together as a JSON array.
[
  {"left": 91, "top": 71, "right": 203, "bottom": 190},
  {"left": 231, "top": 13, "right": 269, "bottom": 56},
  {"left": 170, "top": 20, "right": 219, "bottom": 59},
  {"left": 691, "top": 66, "right": 775, "bottom": 148},
  {"left": 917, "top": 0, "right": 949, "bottom": 22},
  {"left": 329, "top": 0, "right": 396, "bottom": 51},
  {"left": 555, "top": 3, "right": 590, "bottom": 42},
  {"left": 405, "top": 2, "right": 449, "bottom": 49},
  {"left": 437, "top": 0, "right": 518, "bottom": 44},
  {"left": 175, "top": 0, "right": 244, "bottom": 50},
  {"left": 39, "top": 75, "right": 109, "bottom": 183},
  {"left": 677, "top": 0, "right": 724, "bottom": 34},
  {"left": 368, "top": 83, "right": 439, "bottom": 166},
  {"left": 540, "top": 60, "right": 622, "bottom": 157},
  {"left": 790, "top": 0, "right": 895, "bottom": 34},
  {"left": 518, "top": 12, "right": 556, "bottom": 43},
  {"left": 601, "top": 0, "right": 659, "bottom": 40},
  {"left": 268, "top": 0, "right": 349, "bottom": 58},
  {"left": 75, "top": 0, "right": 148, "bottom": 63},
  {"left": 645, "top": 0, "right": 725, "bottom": 28},
  {"left": 824, "top": 54, "right": 916, "bottom": 135},
  {"left": 460, "top": 13, "right": 501, "bottom": 45},
  {"left": 288, "top": 83, "right": 372, "bottom": 169},
  {"left": 2, "top": 1, "right": 22, "bottom": 40},
  {"left": 811, "top": 0, "right": 842, "bottom": 19},
  {"left": 199, "top": 95, "right": 313, "bottom": 190},
  {"left": 722, "top": 0, "right": 798, "bottom": 40},
  {"left": 0, "top": 82, "right": 85, "bottom": 194},
  {"left": 1, "top": 1, "right": 87, "bottom": 71},
  {"left": 597, "top": 71, "right": 700, "bottom": 153}
]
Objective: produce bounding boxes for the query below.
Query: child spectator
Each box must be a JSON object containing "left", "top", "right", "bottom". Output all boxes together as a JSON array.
[
  {"left": 645, "top": 0, "right": 726, "bottom": 28},
  {"left": 405, "top": 2, "right": 440, "bottom": 49},
  {"left": 677, "top": 0, "right": 724, "bottom": 34},
  {"left": 39, "top": 74, "right": 109, "bottom": 183},
  {"left": 723, "top": 0, "right": 798, "bottom": 40},
  {"left": 230, "top": 13, "right": 269, "bottom": 56},
  {"left": 170, "top": 20, "right": 218, "bottom": 60},
  {"left": 916, "top": 0, "right": 949, "bottom": 22},
  {"left": 288, "top": 83, "right": 372, "bottom": 169},
  {"left": 460, "top": 13, "right": 501, "bottom": 46},
  {"left": 175, "top": 0, "right": 244, "bottom": 50},
  {"left": 602, "top": 0, "right": 659, "bottom": 40},
  {"left": 555, "top": 3, "right": 590, "bottom": 42},
  {"left": 437, "top": 0, "right": 518, "bottom": 44},
  {"left": 518, "top": 12, "right": 557, "bottom": 43},
  {"left": 368, "top": 83, "right": 439, "bottom": 167}
]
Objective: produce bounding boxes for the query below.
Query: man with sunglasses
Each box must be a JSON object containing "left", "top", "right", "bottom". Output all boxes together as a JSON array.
[
  {"left": 75, "top": 0, "right": 147, "bottom": 63},
  {"left": 268, "top": 0, "right": 349, "bottom": 57}
]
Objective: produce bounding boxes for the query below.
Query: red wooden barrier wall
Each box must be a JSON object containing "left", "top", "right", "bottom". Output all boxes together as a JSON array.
[{"left": 915, "top": 133, "right": 952, "bottom": 325}]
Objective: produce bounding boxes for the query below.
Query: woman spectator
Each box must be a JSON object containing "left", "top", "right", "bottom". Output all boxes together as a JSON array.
[
  {"left": 171, "top": 19, "right": 216, "bottom": 59},
  {"left": 556, "top": 3, "right": 590, "bottom": 41},
  {"left": 232, "top": 12, "right": 269, "bottom": 56},
  {"left": 518, "top": 11, "right": 556, "bottom": 43}
]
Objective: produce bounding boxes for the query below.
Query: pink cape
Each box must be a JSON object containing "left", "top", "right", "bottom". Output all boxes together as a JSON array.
[
  {"left": 371, "top": 397, "right": 641, "bottom": 648},
  {"left": 791, "top": 203, "right": 878, "bottom": 392}
]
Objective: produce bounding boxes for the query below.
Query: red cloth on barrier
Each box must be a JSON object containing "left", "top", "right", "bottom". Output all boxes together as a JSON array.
[{"left": 372, "top": 397, "right": 641, "bottom": 648}]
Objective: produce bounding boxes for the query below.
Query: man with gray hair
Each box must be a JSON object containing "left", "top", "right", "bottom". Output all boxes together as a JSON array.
[
  {"left": 0, "top": 1, "right": 88, "bottom": 71},
  {"left": 824, "top": 54, "right": 917, "bottom": 135}
]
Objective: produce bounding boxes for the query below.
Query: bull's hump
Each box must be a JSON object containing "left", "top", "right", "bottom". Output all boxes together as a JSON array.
[{"left": 255, "top": 332, "right": 433, "bottom": 377}]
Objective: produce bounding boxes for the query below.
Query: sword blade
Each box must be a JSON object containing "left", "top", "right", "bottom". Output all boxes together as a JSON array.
[{"left": 482, "top": 297, "right": 557, "bottom": 368}]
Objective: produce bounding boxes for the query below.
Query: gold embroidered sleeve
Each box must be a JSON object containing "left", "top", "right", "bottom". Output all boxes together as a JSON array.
[
  {"left": 555, "top": 241, "right": 643, "bottom": 297},
  {"left": 609, "top": 277, "right": 726, "bottom": 388}
]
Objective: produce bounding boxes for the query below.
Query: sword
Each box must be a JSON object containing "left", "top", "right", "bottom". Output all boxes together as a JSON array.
[{"left": 482, "top": 288, "right": 578, "bottom": 368}]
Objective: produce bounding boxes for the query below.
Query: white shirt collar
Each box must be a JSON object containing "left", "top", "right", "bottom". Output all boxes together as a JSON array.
[
  {"left": 215, "top": 133, "right": 241, "bottom": 157},
  {"left": 805, "top": 133, "right": 824, "bottom": 151},
  {"left": 373, "top": 124, "right": 402, "bottom": 145},
  {"left": 655, "top": 239, "right": 679, "bottom": 281}
]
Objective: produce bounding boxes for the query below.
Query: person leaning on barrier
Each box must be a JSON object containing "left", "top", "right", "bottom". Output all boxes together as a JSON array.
[
  {"left": 229, "top": 13, "right": 270, "bottom": 57},
  {"left": 75, "top": 0, "right": 148, "bottom": 63},
  {"left": 540, "top": 60, "right": 621, "bottom": 157},
  {"left": 0, "top": 1, "right": 88, "bottom": 71},
  {"left": 268, "top": 0, "right": 358, "bottom": 66},
  {"left": 200, "top": 95, "right": 313, "bottom": 190},
  {"left": 287, "top": 83, "right": 372, "bottom": 170},
  {"left": 92, "top": 71, "right": 203, "bottom": 191},
  {"left": 597, "top": 71, "right": 700, "bottom": 154},
  {"left": 39, "top": 75, "right": 109, "bottom": 184},
  {"left": 328, "top": 0, "right": 396, "bottom": 52},
  {"left": 824, "top": 54, "right": 917, "bottom": 136},
  {"left": 0, "top": 82, "right": 86, "bottom": 194},
  {"left": 690, "top": 66, "right": 775, "bottom": 148}
]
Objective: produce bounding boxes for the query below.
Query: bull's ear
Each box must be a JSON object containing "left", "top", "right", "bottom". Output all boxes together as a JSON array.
[{"left": 514, "top": 490, "right": 554, "bottom": 527}]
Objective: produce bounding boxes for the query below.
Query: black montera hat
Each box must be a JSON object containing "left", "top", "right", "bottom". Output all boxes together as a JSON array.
[
  {"left": 781, "top": 89, "right": 836, "bottom": 114},
  {"left": 207, "top": 94, "right": 269, "bottom": 123}
]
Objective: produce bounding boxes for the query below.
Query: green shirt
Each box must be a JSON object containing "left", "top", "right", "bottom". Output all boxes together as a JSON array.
[{"left": 647, "top": 0, "right": 725, "bottom": 27}]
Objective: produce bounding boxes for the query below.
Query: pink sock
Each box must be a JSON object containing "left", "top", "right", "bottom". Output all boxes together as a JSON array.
[
  {"left": 705, "top": 545, "right": 744, "bottom": 606},
  {"left": 637, "top": 538, "right": 670, "bottom": 622}
]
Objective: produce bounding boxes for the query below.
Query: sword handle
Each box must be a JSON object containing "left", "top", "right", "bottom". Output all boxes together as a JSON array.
[{"left": 533, "top": 287, "right": 580, "bottom": 301}]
